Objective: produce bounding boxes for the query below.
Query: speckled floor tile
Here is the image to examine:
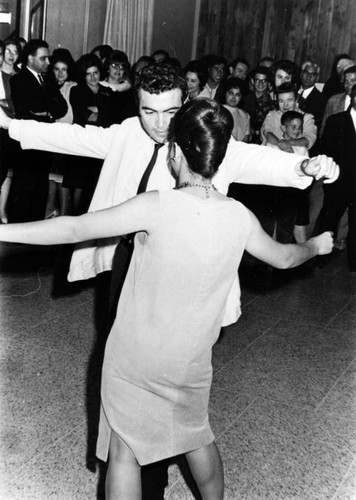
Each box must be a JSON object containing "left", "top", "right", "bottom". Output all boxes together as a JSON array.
[
  {"left": 218, "top": 398, "right": 354, "bottom": 500},
  {"left": 0, "top": 270, "right": 94, "bottom": 336},
  {"left": 209, "top": 381, "right": 254, "bottom": 437},
  {"left": 0, "top": 348, "right": 91, "bottom": 475},
  {"left": 1, "top": 423, "right": 100, "bottom": 500},
  {"left": 212, "top": 313, "right": 279, "bottom": 371},
  {"left": 0, "top": 304, "right": 98, "bottom": 375},
  {"left": 317, "top": 249, "right": 352, "bottom": 279},
  {"left": 326, "top": 296, "right": 356, "bottom": 331},
  {"left": 331, "top": 457, "right": 356, "bottom": 500},
  {"left": 0, "top": 271, "right": 50, "bottom": 294},
  {"left": 316, "top": 358, "right": 356, "bottom": 453},
  {"left": 215, "top": 320, "right": 356, "bottom": 408},
  {"left": 166, "top": 456, "right": 200, "bottom": 500},
  {"left": 1, "top": 243, "right": 354, "bottom": 499},
  {"left": 296, "top": 270, "right": 356, "bottom": 297},
  {"left": 242, "top": 282, "right": 353, "bottom": 327},
  {"left": 166, "top": 482, "right": 197, "bottom": 500}
]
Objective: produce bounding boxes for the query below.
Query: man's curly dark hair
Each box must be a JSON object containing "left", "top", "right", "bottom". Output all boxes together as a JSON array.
[{"left": 135, "top": 64, "right": 187, "bottom": 99}]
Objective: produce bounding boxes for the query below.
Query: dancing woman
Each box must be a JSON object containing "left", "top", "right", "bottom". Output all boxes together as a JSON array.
[{"left": 0, "top": 99, "right": 332, "bottom": 499}]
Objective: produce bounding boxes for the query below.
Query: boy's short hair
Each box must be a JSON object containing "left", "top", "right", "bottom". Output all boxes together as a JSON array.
[{"left": 281, "top": 110, "right": 303, "bottom": 126}]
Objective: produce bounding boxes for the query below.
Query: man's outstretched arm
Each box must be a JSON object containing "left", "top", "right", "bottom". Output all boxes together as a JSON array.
[
  {"left": 0, "top": 106, "right": 119, "bottom": 160},
  {"left": 223, "top": 138, "right": 339, "bottom": 189}
]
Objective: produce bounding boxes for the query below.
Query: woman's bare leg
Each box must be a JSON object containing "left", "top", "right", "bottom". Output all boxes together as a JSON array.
[
  {"left": 185, "top": 441, "right": 224, "bottom": 500},
  {"left": 105, "top": 430, "right": 142, "bottom": 500}
]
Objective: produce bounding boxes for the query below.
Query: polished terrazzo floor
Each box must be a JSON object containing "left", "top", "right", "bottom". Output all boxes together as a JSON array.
[{"left": 0, "top": 241, "right": 355, "bottom": 499}]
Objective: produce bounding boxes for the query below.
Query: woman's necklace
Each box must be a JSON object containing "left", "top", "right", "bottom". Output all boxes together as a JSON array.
[{"left": 176, "top": 181, "right": 217, "bottom": 199}]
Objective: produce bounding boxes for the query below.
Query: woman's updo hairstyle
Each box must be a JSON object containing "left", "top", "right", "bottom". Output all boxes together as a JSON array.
[{"left": 170, "top": 98, "right": 233, "bottom": 179}]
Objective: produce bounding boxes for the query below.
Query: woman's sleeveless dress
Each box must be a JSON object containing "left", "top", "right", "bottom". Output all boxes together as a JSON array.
[{"left": 96, "top": 189, "right": 251, "bottom": 465}]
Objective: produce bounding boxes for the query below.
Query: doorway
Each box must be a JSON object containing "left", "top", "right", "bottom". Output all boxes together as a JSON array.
[{"left": 0, "top": 0, "right": 47, "bottom": 42}]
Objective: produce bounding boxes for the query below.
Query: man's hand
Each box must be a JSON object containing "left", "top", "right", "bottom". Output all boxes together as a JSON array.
[
  {"left": 299, "top": 155, "right": 339, "bottom": 183},
  {"left": 0, "top": 105, "right": 12, "bottom": 129}
]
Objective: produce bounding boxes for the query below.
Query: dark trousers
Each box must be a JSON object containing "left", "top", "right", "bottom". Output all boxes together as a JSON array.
[
  {"left": 0, "top": 129, "right": 19, "bottom": 186},
  {"left": 318, "top": 182, "right": 356, "bottom": 270},
  {"left": 8, "top": 149, "right": 52, "bottom": 223},
  {"left": 272, "top": 187, "right": 301, "bottom": 243},
  {"left": 141, "top": 460, "right": 169, "bottom": 499},
  {"left": 227, "top": 184, "right": 275, "bottom": 235},
  {"left": 228, "top": 184, "right": 300, "bottom": 243}
]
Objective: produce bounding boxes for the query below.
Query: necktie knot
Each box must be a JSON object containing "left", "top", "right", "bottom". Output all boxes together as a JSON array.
[{"left": 154, "top": 142, "right": 164, "bottom": 152}]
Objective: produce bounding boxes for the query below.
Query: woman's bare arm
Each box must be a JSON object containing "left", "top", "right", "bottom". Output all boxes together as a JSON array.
[
  {"left": 245, "top": 210, "right": 333, "bottom": 268},
  {"left": 0, "top": 191, "right": 159, "bottom": 246}
]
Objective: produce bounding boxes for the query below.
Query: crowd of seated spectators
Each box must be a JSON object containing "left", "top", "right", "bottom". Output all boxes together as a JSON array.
[{"left": 0, "top": 38, "right": 354, "bottom": 273}]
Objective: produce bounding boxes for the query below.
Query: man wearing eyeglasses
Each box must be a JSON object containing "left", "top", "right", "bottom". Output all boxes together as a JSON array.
[{"left": 242, "top": 65, "right": 276, "bottom": 144}]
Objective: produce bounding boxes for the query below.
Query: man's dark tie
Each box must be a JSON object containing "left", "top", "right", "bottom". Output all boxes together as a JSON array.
[
  {"left": 137, "top": 142, "right": 164, "bottom": 194},
  {"left": 38, "top": 74, "right": 44, "bottom": 86},
  {"left": 108, "top": 141, "right": 164, "bottom": 326}
]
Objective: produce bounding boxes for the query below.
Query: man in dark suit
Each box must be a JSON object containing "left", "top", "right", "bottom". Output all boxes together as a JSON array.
[
  {"left": 198, "top": 54, "right": 227, "bottom": 101},
  {"left": 318, "top": 84, "right": 356, "bottom": 271},
  {"left": 298, "top": 62, "right": 326, "bottom": 127},
  {"left": 8, "top": 39, "right": 67, "bottom": 222},
  {"left": 297, "top": 61, "right": 326, "bottom": 156},
  {"left": 321, "top": 65, "right": 356, "bottom": 135}
]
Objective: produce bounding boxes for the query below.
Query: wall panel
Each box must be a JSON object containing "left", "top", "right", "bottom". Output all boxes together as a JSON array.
[
  {"left": 45, "top": 0, "right": 105, "bottom": 60},
  {"left": 39, "top": 0, "right": 355, "bottom": 77},
  {"left": 197, "top": 0, "right": 356, "bottom": 80},
  {"left": 151, "top": 0, "right": 198, "bottom": 65}
]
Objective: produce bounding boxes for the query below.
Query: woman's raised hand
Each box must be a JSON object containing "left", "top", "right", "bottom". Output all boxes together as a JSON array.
[{"left": 307, "top": 231, "right": 334, "bottom": 255}]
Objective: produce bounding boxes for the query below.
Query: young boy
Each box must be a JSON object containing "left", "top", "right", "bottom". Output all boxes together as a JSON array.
[
  {"left": 280, "top": 110, "right": 308, "bottom": 157},
  {"left": 279, "top": 110, "right": 309, "bottom": 242},
  {"left": 265, "top": 109, "right": 310, "bottom": 244}
]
